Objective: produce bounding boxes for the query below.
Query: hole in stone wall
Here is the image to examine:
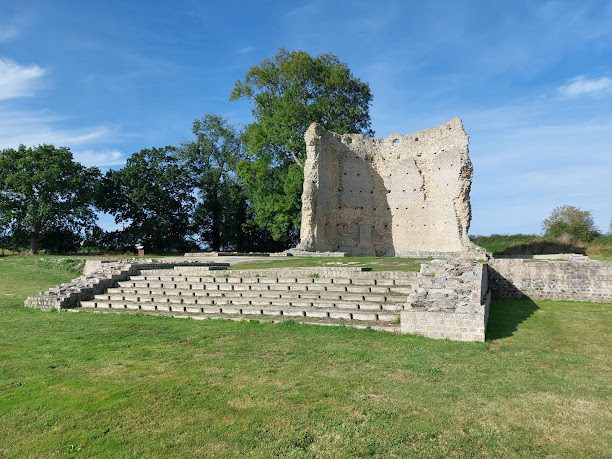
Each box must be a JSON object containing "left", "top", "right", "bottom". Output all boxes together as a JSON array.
[
  {"left": 414, "top": 137, "right": 419, "bottom": 141},
  {"left": 392, "top": 139, "right": 400, "bottom": 144}
]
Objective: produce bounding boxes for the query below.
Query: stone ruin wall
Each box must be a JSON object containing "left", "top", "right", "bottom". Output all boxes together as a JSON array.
[
  {"left": 296, "top": 117, "right": 485, "bottom": 257},
  {"left": 488, "top": 257, "right": 612, "bottom": 303},
  {"left": 401, "top": 260, "right": 491, "bottom": 341}
]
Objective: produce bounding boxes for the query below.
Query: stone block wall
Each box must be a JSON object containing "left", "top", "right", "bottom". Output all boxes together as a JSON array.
[
  {"left": 488, "top": 258, "right": 612, "bottom": 303},
  {"left": 296, "top": 119, "right": 487, "bottom": 257},
  {"left": 400, "top": 260, "right": 491, "bottom": 341}
]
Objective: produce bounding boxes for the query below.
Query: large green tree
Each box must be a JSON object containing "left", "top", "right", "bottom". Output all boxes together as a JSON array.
[
  {"left": 0, "top": 145, "right": 99, "bottom": 254},
  {"left": 180, "top": 114, "right": 249, "bottom": 251},
  {"left": 100, "top": 147, "right": 195, "bottom": 252},
  {"left": 231, "top": 49, "right": 373, "bottom": 243}
]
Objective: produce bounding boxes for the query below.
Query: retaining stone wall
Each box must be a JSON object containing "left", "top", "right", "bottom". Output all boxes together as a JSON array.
[
  {"left": 400, "top": 260, "right": 490, "bottom": 341},
  {"left": 488, "top": 258, "right": 612, "bottom": 303}
]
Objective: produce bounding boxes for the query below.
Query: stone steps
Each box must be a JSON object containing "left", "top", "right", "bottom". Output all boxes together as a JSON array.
[
  {"left": 116, "top": 280, "right": 412, "bottom": 295},
  {"left": 104, "top": 287, "right": 405, "bottom": 304},
  {"left": 80, "top": 300, "right": 399, "bottom": 323},
  {"left": 79, "top": 306, "right": 400, "bottom": 333},
  {"left": 90, "top": 294, "right": 402, "bottom": 312},
  {"left": 78, "top": 266, "right": 411, "bottom": 332},
  {"left": 130, "top": 273, "right": 410, "bottom": 287}
]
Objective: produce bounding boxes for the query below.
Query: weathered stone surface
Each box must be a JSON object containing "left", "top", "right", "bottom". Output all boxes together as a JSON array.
[
  {"left": 401, "top": 259, "right": 491, "bottom": 341},
  {"left": 296, "top": 118, "right": 486, "bottom": 257},
  {"left": 24, "top": 259, "right": 230, "bottom": 311},
  {"left": 488, "top": 257, "right": 612, "bottom": 302}
]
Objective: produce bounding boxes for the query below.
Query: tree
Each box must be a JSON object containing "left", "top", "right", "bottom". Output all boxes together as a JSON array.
[
  {"left": 543, "top": 205, "right": 600, "bottom": 243},
  {"left": 100, "top": 147, "right": 196, "bottom": 252},
  {"left": 180, "top": 115, "right": 248, "bottom": 251},
  {"left": 0, "top": 145, "right": 99, "bottom": 254},
  {"left": 230, "top": 49, "right": 373, "bottom": 243}
]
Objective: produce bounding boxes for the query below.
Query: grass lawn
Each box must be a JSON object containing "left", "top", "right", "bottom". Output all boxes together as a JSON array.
[
  {"left": 1, "top": 256, "right": 611, "bottom": 458},
  {"left": 230, "top": 256, "right": 424, "bottom": 272}
]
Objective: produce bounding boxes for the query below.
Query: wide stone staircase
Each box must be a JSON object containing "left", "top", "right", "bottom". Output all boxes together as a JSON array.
[{"left": 80, "top": 266, "right": 417, "bottom": 332}]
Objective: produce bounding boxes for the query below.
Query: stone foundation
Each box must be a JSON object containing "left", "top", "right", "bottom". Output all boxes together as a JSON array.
[
  {"left": 401, "top": 310, "right": 488, "bottom": 342},
  {"left": 400, "top": 259, "right": 491, "bottom": 341}
]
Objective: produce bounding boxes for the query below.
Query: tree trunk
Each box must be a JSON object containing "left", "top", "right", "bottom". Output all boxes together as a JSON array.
[
  {"left": 211, "top": 204, "right": 221, "bottom": 252},
  {"left": 30, "top": 237, "right": 39, "bottom": 255}
]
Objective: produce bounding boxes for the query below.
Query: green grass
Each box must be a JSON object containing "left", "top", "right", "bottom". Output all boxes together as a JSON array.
[
  {"left": 1, "top": 256, "right": 611, "bottom": 457},
  {"left": 230, "top": 256, "right": 424, "bottom": 272},
  {"left": 470, "top": 234, "right": 542, "bottom": 254},
  {"left": 587, "top": 235, "right": 612, "bottom": 260},
  {"left": 471, "top": 234, "right": 612, "bottom": 260}
]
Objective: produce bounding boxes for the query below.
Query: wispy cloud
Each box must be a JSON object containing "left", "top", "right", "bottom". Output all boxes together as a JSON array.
[
  {"left": 558, "top": 75, "right": 612, "bottom": 97},
  {"left": 284, "top": 1, "right": 319, "bottom": 19},
  {"left": 0, "top": 119, "right": 117, "bottom": 148},
  {"left": 0, "top": 58, "right": 45, "bottom": 100},
  {"left": 0, "top": 12, "right": 24, "bottom": 43},
  {"left": 0, "top": 25, "right": 18, "bottom": 42},
  {"left": 236, "top": 46, "right": 255, "bottom": 55},
  {"left": 0, "top": 105, "right": 124, "bottom": 155},
  {"left": 73, "top": 148, "right": 126, "bottom": 167}
]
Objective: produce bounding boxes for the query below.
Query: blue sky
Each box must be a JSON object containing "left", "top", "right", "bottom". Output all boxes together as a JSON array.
[{"left": 0, "top": 0, "right": 610, "bottom": 235}]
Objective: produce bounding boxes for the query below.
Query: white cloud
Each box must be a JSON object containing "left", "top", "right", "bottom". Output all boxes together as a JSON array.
[
  {"left": 74, "top": 148, "right": 126, "bottom": 167},
  {"left": 0, "top": 58, "right": 45, "bottom": 100},
  {"left": 558, "top": 75, "right": 612, "bottom": 97}
]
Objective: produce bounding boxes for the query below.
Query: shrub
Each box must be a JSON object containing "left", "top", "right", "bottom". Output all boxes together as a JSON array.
[{"left": 543, "top": 205, "right": 600, "bottom": 243}]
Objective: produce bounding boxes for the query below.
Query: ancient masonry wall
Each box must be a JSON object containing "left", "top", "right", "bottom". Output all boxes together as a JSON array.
[
  {"left": 296, "top": 118, "right": 486, "bottom": 257},
  {"left": 488, "top": 257, "right": 612, "bottom": 303},
  {"left": 401, "top": 260, "right": 491, "bottom": 341}
]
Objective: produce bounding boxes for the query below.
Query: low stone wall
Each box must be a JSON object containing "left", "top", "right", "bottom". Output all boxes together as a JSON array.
[
  {"left": 488, "top": 258, "right": 612, "bottom": 303},
  {"left": 400, "top": 260, "right": 490, "bottom": 341},
  {"left": 25, "top": 259, "right": 228, "bottom": 311}
]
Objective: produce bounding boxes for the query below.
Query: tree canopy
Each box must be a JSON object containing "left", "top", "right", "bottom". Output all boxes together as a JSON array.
[
  {"left": 100, "top": 147, "right": 196, "bottom": 252},
  {"left": 231, "top": 49, "right": 373, "bottom": 243},
  {"left": 180, "top": 114, "right": 248, "bottom": 251},
  {"left": 0, "top": 145, "right": 99, "bottom": 254},
  {"left": 0, "top": 49, "right": 378, "bottom": 254}
]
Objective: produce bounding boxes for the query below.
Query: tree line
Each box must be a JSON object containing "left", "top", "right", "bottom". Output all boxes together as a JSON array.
[{"left": 0, "top": 49, "right": 374, "bottom": 254}]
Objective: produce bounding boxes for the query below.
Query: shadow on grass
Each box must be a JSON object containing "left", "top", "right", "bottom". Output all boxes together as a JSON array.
[
  {"left": 486, "top": 298, "right": 539, "bottom": 340},
  {"left": 495, "top": 240, "right": 585, "bottom": 257}
]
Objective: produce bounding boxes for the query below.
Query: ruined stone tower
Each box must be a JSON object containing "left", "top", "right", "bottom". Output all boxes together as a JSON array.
[{"left": 295, "top": 117, "right": 486, "bottom": 257}]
